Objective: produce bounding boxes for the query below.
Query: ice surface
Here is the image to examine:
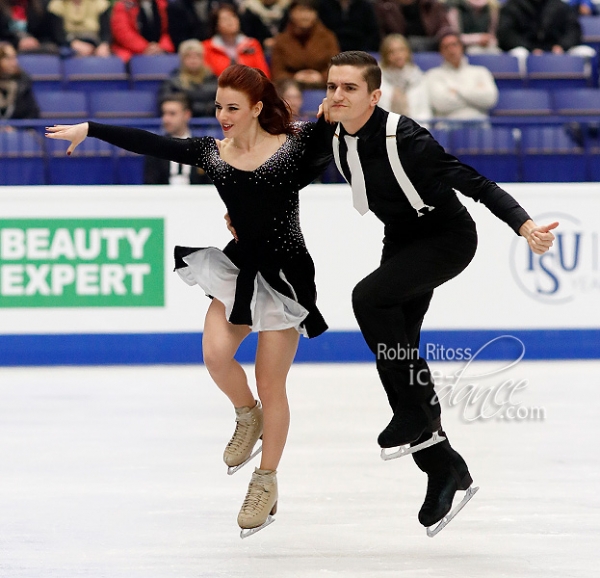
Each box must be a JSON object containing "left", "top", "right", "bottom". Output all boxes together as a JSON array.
[{"left": 0, "top": 361, "right": 598, "bottom": 577}]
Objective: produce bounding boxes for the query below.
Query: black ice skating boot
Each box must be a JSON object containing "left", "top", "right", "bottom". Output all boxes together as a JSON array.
[
  {"left": 418, "top": 452, "right": 473, "bottom": 527},
  {"left": 377, "top": 403, "right": 441, "bottom": 449}
]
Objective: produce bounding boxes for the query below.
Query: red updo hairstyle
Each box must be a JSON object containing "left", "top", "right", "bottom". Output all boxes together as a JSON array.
[{"left": 218, "top": 64, "right": 298, "bottom": 136}]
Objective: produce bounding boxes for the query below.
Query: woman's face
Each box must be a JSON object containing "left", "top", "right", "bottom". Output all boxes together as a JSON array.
[
  {"left": 217, "top": 10, "right": 240, "bottom": 37},
  {"left": 289, "top": 6, "right": 318, "bottom": 31},
  {"left": 0, "top": 45, "right": 19, "bottom": 76},
  {"left": 181, "top": 49, "right": 205, "bottom": 74},
  {"left": 215, "top": 86, "right": 261, "bottom": 138},
  {"left": 386, "top": 40, "right": 410, "bottom": 69}
]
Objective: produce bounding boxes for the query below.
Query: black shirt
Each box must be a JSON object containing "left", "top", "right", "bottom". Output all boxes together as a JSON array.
[{"left": 327, "top": 106, "right": 530, "bottom": 240}]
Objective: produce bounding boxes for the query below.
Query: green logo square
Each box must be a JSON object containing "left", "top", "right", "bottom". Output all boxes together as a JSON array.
[{"left": 0, "top": 218, "right": 165, "bottom": 307}]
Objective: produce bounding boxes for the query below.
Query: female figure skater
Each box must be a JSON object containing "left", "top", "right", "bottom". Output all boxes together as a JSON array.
[{"left": 45, "top": 64, "right": 331, "bottom": 537}]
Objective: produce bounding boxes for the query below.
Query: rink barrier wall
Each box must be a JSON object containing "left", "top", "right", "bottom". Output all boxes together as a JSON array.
[
  {"left": 1, "top": 329, "right": 599, "bottom": 366},
  {"left": 2, "top": 184, "right": 600, "bottom": 365}
]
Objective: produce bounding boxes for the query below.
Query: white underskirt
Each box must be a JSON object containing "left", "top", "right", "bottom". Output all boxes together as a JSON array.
[{"left": 177, "top": 247, "right": 309, "bottom": 336}]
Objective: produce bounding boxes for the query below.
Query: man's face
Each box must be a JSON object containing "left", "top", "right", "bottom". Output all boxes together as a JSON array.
[
  {"left": 326, "top": 65, "right": 380, "bottom": 131},
  {"left": 161, "top": 101, "right": 191, "bottom": 137},
  {"left": 439, "top": 35, "right": 464, "bottom": 68}
]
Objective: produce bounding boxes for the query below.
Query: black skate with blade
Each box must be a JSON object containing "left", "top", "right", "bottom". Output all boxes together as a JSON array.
[
  {"left": 418, "top": 457, "right": 478, "bottom": 536},
  {"left": 378, "top": 406, "right": 444, "bottom": 460}
]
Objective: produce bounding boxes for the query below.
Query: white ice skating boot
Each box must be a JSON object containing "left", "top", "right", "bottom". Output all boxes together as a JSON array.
[
  {"left": 223, "top": 400, "right": 263, "bottom": 475},
  {"left": 238, "top": 468, "right": 278, "bottom": 538}
]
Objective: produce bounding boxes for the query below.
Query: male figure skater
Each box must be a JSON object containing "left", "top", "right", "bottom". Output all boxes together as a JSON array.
[{"left": 321, "top": 51, "right": 557, "bottom": 532}]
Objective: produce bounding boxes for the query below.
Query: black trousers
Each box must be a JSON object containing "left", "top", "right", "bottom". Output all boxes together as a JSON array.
[{"left": 352, "top": 210, "right": 478, "bottom": 473}]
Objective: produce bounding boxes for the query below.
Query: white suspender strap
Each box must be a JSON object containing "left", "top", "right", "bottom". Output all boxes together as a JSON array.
[
  {"left": 385, "top": 112, "right": 434, "bottom": 217},
  {"left": 332, "top": 123, "right": 348, "bottom": 183}
]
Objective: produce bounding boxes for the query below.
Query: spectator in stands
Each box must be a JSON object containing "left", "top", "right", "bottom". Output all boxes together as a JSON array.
[
  {"left": 47, "top": 0, "right": 112, "bottom": 57},
  {"left": 447, "top": 0, "right": 500, "bottom": 54},
  {"left": 569, "top": 0, "right": 598, "bottom": 16},
  {"left": 239, "top": 0, "right": 290, "bottom": 51},
  {"left": 270, "top": 0, "right": 339, "bottom": 88},
  {"left": 167, "top": 0, "right": 233, "bottom": 50},
  {"left": 374, "top": 0, "right": 451, "bottom": 52},
  {"left": 0, "top": 41, "right": 39, "bottom": 119},
  {"left": 318, "top": 0, "right": 380, "bottom": 53},
  {"left": 275, "top": 77, "right": 304, "bottom": 118},
  {"left": 497, "top": 0, "right": 583, "bottom": 55},
  {"left": 144, "top": 93, "right": 210, "bottom": 184},
  {"left": 110, "top": 0, "right": 174, "bottom": 62},
  {"left": 203, "top": 4, "right": 269, "bottom": 76},
  {"left": 378, "top": 33, "right": 431, "bottom": 122},
  {"left": 0, "top": 0, "right": 61, "bottom": 53},
  {"left": 425, "top": 31, "right": 498, "bottom": 120},
  {"left": 0, "top": 1, "right": 18, "bottom": 47},
  {"left": 158, "top": 38, "right": 218, "bottom": 117}
]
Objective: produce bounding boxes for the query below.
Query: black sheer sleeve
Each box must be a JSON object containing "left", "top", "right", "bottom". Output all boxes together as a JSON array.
[
  {"left": 87, "top": 122, "right": 210, "bottom": 169},
  {"left": 296, "top": 117, "right": 334, "bottom": 189}
]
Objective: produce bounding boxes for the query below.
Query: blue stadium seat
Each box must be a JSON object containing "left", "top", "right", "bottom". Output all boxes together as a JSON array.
[
  {"left": 115, "top": 150, "right": 145, "bottom": 184},
  {"left": 588, "top": 126, "right": 600, "bottom": 181},
  {"left": 525, "top": 54, "right": 591, "bottom": 89},
  {"left": 88, "top": 90, "right": 156, "bottom": 118},
  {"left": 428, "top": 126, "right": 451, "bottom": 150},
  {"left": 129, "top": 54, "right": 180, "bottom": 92},
  {"left": 580, "top": 15, "right": 600, "bottom": 54},
  {"left": 0, "top": 130, "right": 45, "bottom": 185},
  {"left": 491, "top": 88, "right": 552, "bottom": 116},
  {"left": 450, "top": 126, "right": 520, "bottom": 182},
  {"left": 301, "top": 89, "right": 326, "bottom": 117},
  {"left": 46, "top": 137, "right": 115, "bottom": 184},
  {"left": 412, "top": 52, "right": 443, "bottom": 72},
  {"left": 36, "top": 90, "right": 88, "bottom": 119},
  {"left": 521, "top": 126, "right": 586, "bottom": 181},
  {"left": 468, "top": 53, "right": 524, "bottom": 89},
  {"left": 63, "top": 56, "right": 129, "bottom": 93},
  {"left": 552, "top": 88, "right": 600, "bottom": 115},
  {"left": 17, "top": 54, "right": 62, "bottom": 92}
]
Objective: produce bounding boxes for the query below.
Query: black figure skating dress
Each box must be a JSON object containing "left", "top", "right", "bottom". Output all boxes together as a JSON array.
[{"left": 87, "top": 121, "right": 331, "bottom": 338}]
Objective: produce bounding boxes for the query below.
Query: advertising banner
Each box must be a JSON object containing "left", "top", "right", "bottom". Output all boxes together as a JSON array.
[
  {"left": 0, "top": 218, "right": 164, "bottom": 307},
  {"left": 0, "top": 184, "right": 598, "bottom": 364}
]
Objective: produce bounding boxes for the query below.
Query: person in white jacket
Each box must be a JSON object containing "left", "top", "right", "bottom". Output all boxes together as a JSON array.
[
  {"left": 378, "top": 34, "right": 432, "bottom": 124},
  {"left": 425, "top": 31, "right": 498, "bottom": 120}
]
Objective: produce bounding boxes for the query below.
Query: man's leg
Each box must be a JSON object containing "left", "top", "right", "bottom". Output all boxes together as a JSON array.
[
  {"left": 352, "top": 229, "right": 476, "bottom": 445},
  {"left": 352, "top": 226, "right": 478, "bottom": 527}
]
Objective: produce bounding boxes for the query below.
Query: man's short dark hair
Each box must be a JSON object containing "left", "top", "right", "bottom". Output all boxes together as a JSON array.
[
  {"left": 329, "top": 51, "right": 382, "bottom": 92},
  {"left": 437, "top": 30, "right": 463, "bottom": 52},
  {"left": 159, "top": 92, "right": 192, "bottom": 112}
]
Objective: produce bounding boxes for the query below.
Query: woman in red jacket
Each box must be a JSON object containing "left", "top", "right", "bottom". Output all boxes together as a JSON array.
[
  {"left": 203, "top": 4, "right": 270, "bottom": 77},
  {"left": 110, "top": 0, "right": 175, "bottom": 62}
]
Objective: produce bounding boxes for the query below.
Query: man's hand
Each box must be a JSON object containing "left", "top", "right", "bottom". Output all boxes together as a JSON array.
[
  {"left": 224, "top": 213, "right": 238, "bottom": 242},
  {"left": 519, "top": 220, "right": 559, "bottom": 255}
]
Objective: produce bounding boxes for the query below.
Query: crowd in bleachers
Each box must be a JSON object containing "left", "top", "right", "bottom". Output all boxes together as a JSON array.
[{"left": 1, "top": 0, "right": 600, "bottom": 184}]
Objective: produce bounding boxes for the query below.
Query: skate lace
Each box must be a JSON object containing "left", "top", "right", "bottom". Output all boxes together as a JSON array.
[
  {"left": 226, "top": 413, "right": 257, "bottom": 452},
  {"left": 242, "top": 479, "right": 271, "bottom": 512}
]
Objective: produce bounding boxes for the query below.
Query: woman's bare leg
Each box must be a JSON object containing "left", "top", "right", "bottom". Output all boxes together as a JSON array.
[
  {"left": 254, "top": 328, "right": 300, "bottom": 471},
  {"left": 202, "top": 299, "right": 254, "bottom": 408}
]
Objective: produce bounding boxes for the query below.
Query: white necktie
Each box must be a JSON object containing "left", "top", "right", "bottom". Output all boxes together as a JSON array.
[{"left": 345, "top": 135, "right": 369, "bottom": 216}]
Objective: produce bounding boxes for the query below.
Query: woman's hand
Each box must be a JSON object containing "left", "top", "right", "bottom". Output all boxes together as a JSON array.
[
  {"left": 45, "top": 123, "right": 90, "bottom": 155},
  {"left": 317, "top": 98, "right": 331, "bottom": 123},
  {"left": 519, "top": 220, "right": 559, "bottom": 255},
  {"left": 224, "top": 213, "right": 238, "bottom": 242}
]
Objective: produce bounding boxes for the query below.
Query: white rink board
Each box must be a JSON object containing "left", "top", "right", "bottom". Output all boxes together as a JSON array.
[{"left": 0, "top": 183, "right": 598, "bottom": 334}]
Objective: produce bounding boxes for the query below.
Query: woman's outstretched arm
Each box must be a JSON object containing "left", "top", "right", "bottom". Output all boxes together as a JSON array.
[{"left": 45, "top": 122, "right": 205, "bottom": 167}]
